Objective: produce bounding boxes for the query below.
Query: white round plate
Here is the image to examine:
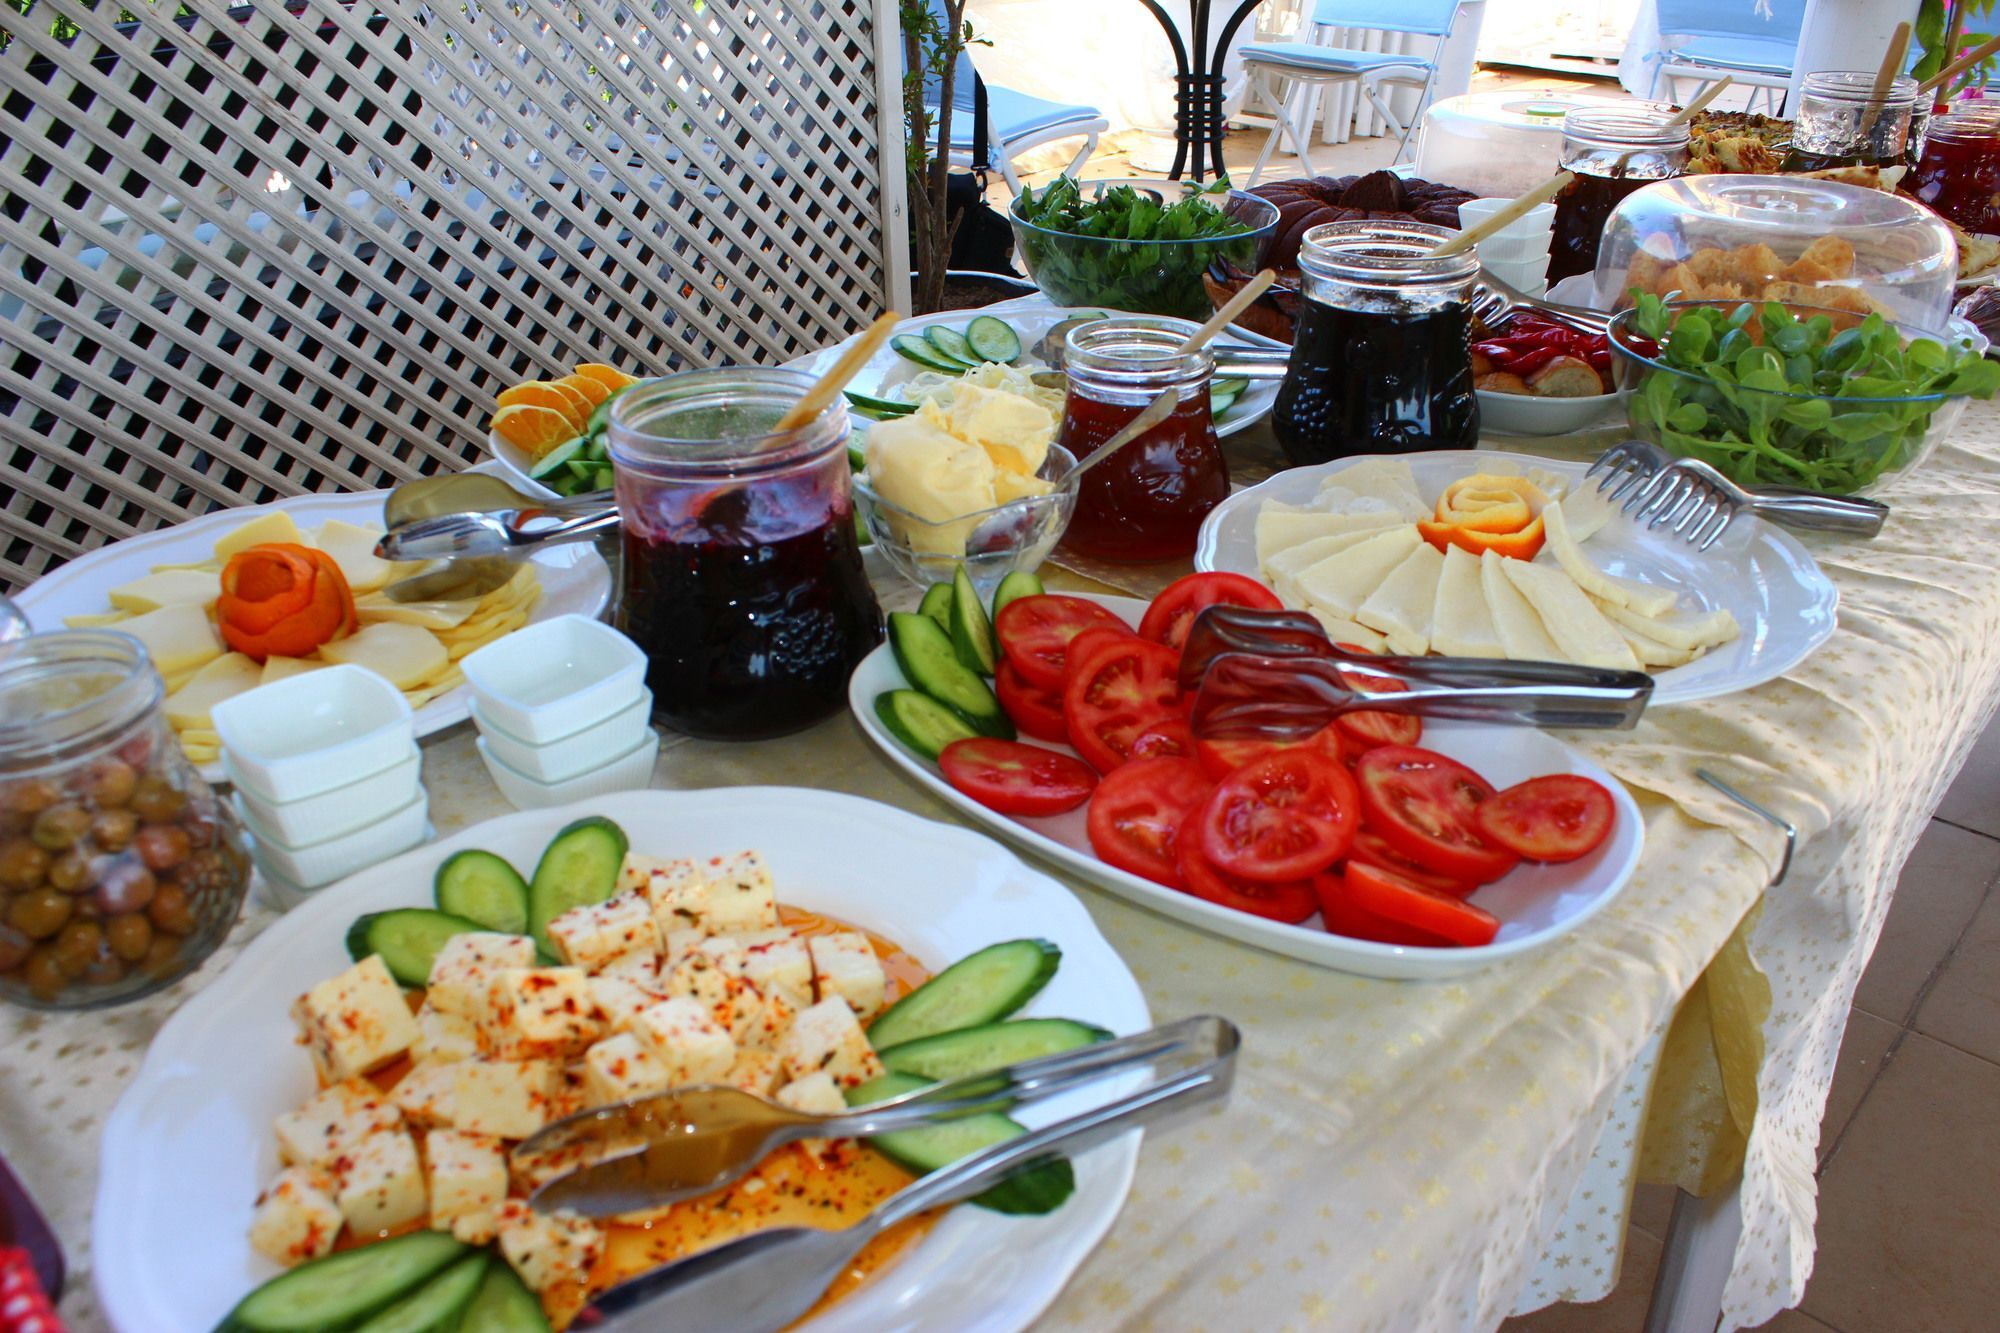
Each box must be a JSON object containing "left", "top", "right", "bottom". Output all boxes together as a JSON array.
[
  {"left": 481, "top": 431, "right": 566, "bottom": 502},
  {"left": 783, "top": 293, "right": 1281, "bottom": 438},
  {"left": 10, "top": 488, "right": 611, "bottom": 782},
  {"left": 1194, "top": 451, "right": 1838, "bottom": 706},
  {"left": 852, "top": 594, "right": 1644, "bottom": 980},
  {"left": 93, "top": 787, "right": 1147, "bottom": 1333}
]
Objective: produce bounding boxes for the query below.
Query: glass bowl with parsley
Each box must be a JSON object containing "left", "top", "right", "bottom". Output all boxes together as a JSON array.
[
  {"left": 1608, "top": 294, "right": 2000, "bottom": 495},
  {"left": 1009, "top": 177, "right": 1279, "bottom": 321}
]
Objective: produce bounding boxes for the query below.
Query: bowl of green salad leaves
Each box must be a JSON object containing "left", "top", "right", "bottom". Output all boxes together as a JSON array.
[
  {"left": 1608, "top": 294, "right": 2000, "bottom": 495},
  {"left": 1009, "top": 177, "right": 1279, "bottom": 321}
]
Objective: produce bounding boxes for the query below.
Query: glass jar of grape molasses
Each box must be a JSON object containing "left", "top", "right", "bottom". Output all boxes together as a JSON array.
[
  {"left": 1548, "top": 104, "right": 1689, "bottom": 284},
  {"left": 1912, "top": 105, "right": 2000, "bottom": 234},
  {"left": 1782, "top": 71, "right": 1919, "bottom": 172},
  {"left": 1271, "top": 219, "right": 1481, "bottom": 466}
]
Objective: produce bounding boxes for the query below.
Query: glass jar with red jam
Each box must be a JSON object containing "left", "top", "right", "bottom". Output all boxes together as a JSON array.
[
  {"left": 1056, "top": 317, "right": 1229, "bottom": 563},
  {"left": 607, "top": 369, "right": 883, "bottom": 740},
  {"left": 1549, "top": 104, "right": 1689, "bottom": 284},
  {"left": 1782, "top": 71, "right": 1919, "bottom": 172},
  {"left": 1271, "top": 219, "right": 1480, "bottom": 465},
  {"left": 1912, "top": 106, "right": 2000, "bottom": 234}
]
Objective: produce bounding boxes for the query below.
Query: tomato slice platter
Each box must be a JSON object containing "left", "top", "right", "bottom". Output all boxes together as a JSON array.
[{"left": 850, "top": 590, "right": 1645, "bottom": 980}]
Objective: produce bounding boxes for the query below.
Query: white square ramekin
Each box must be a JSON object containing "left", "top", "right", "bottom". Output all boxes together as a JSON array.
[
  {"left": 476, "top": 731, "right": 659, "bottom": 810},
  {"left": 471, "top": 692, "right": 653, "bottom": 784},
  {"left": 211, "top": 664, "right": 415, "bottom": 802},
  {"left": 225, "top": 748, "right": 423, "bottom": 847},
  {"left": 232, "top": 789, "right": 430, "bottom": 888},
  {"left": 459, "top": 614, "right": 648, "bottom": 743}
]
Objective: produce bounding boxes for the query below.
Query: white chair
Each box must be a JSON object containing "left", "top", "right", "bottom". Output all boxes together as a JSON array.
[
  {"left": 919, "top": 0, "right": 1108, "bottom": 194},
  {"left": 1649, "top": 0, "right": 1808, "bottom": 114},
  {"left": 1239, "top": 0, "right": 1465, "bottom": 184}
]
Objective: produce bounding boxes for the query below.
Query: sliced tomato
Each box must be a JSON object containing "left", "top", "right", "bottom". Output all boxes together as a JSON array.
[
  {"left": 1313, "top": 871, "right": 1453, "bottom": 947},
  {"left": 1343, "top": 860, "right": 1499, "bottom": 947},
  {"left": 1475, "top": 774, "right": 1617, "bottom": 863},
  {"left": 1193, "top": 724, "right": 1344, "bottom": 782},
  {"left": 1176, "top": 813, "right": 1319, "bottom": 922},
  {"left": 1194, "top": 747, "right": 1358, "bottom": 882},
  {"left": 1064, "top": 627, "right": 1142, "bottom": 680},
  {"left": 1063, "top": 635, "right": 1182, "bottom": 774},
  {"left": 995, "top": 659, "right": 1068, "bottom": 744},
  {"left": 995, "top": 595, "right": 1134, "bottom": 691},
  {"left": 1347, "top": 827, "right": 1478, "bottom": 899},
  {"left": 1138, "top": 571, "right": 1283, "bottom": 651},
  {"left": 940, "top": 738, "right": 1097, "bottom": 817},
  {"left": 1329, "top": 658, "right": 1422, "bottom": 751},
  {"left": 1085, "top": 757, "right": 1213, "bottom": 888},
  {"left": 1352, "top": 745, "right": 1518, "bottom": 884},
  {"left": 1129, "top": 716, "right": 1195, "bottom": 760}
]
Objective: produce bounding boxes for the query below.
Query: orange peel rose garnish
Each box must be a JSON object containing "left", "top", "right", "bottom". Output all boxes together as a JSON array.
[
  {"left": 1418, "top": 516, "right": 1546, "bottom": 561},
  {"left": 1433, "top": 475, "right": 1548, "bottom": 533},
  {"left": 215, "top": 543, "right": 356, "bottom": 662}
]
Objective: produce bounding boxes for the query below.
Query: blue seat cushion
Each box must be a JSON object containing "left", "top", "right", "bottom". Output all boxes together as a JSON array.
[
  {"left": 942, "top": 86, "right": 1103, "bottom": 150},
  {"left": 1239, "top": 41, "right": 1430, "bottom": 76},
  {"left": 1665, "top": 35, "right": 1796, "bottom": 78}
]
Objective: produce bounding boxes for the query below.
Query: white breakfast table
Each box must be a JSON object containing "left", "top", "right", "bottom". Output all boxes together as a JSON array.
[{"left": 8, "top": 401, "right": 2000, "bottom": 1332}]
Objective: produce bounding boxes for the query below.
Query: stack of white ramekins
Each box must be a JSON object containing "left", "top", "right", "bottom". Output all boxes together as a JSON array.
[{"left": 1459, "top": 197, "right": 1555, "bottom": 297}]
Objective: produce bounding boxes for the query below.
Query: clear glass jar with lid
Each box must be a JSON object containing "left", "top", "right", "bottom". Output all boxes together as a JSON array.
[
  {"left": 0, "top": 630, "right": 251, "bottom": 1008},
  {"left": 1783, "top": 71, "right": 1920, "bottom": 172},
  {"left": 1271, "top": 219, "right": 1481, "bottom": 466},
  {"left": 1549, "top": 103, "right": 1690, "bottom": 283}
]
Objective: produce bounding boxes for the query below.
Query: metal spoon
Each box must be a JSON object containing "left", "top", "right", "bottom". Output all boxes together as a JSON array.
[
  {"left": 378, "top": 474, "right": 612, "bottom": 601},
  {"left": 375, "top": 505, "right": 621, "bottom": 563}
]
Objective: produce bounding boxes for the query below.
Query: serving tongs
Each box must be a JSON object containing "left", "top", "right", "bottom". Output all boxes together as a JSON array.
[
  {"left": 1180, "top": 606, "right": 1653, "bottom": 739},
  {"left": 520, "top": 1014, "right": 1235, "bottom": 1219},
  {"left": 374, "top": 502, "right": 620, "bottom": 564},
  {"left": 1589, "top": 439, "right": 1888, "bottom": 548}
]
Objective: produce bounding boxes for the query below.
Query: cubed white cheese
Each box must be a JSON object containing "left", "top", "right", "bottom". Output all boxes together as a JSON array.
[
  {"left": 661, "top": 927, "right": 705, "bottom": 966},
  {"left": 809, "top": 932, "right": 887, "bottom": 1021},
  {"left": 736, "top": 982, "right": 796, "bottom": 1054},
  {"left": 334, "top": 1128, "right": 426, "bottom": 1237},
  {"left": 496, "top": 1201, "right": 606, "bottom": 1296},
  {"left": 740, "top": 931, "right": 813, "bottom": 1010},
  {"left": 629, "top": 996, "right": 736, "bottom": 1087},
  {"left": 581, "top": 1032, "right": 674, "bottom": 1108},
  {"left": 390, "top": 1061, "right": 458, "bottom": 1128},
  {"left": 629, "top": 855, "right": 714, "bottom": 939},
  {"left": 412, "top": 1004, "right": 481, "bottom": 1065},
  {"left": 595, "top": 947, "right": 662, "bottom": 991},
  {"left": 775, "top": 1071, "right": 849, "bottom": 1165},
  {"left": 547, "top": 891, "right": 660, "bottom": 973},
  {"left": 425, "top": 932, "right": 537, "bottom": 1019},
  {"left": 694, "top": 934, "right": 747, "bottom": 974},
  {"left": 587, "top": 973, "right": 662, "bottom": 1035},
  {"left": 248, "top": 1166, "right": 343, "bottom": 1267},
  {"left": 291, "top": 955, "right": 422, "bottom": 1083},
  {"left": 550, "top": 1064, "right": 590, "bottom": 1124},
  {"left": 425, "top": 1129, "right": 508, "bottom": 1245},
  {"left": 451, "top": 1059, "right": 560, "bottom": 1139},
  {"left": 479, "top": 967, "right": 607, "bottom": 1060},
  {"left": 703, "top": 851, "right": 779, "bottom": 934},
  {"left": 776, "top": 997, "right": 884, "bottom": 1091},
  {"left": 274, "top": 1078, "right": 402, "bottom": 1171},
  {"left": 726, "top": 1050, "right": 784, "bottom": 1098}
]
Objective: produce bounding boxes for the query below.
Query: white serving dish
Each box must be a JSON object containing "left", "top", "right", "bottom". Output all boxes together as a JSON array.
[
  {"left": 224, "top": 748, "right": 422, "bottom": 847},
  {"left": 1475, "top": 387, "right": 1623, "bottom": 436},
  {"left": 210, "top": 665, "right": 414, "bottom": 803},
  {"left": 476, "top": 730, "right": 659, "bottom": 809},
  {"left": 472, "top": 691, "right": 654, "bottom": 783},
  {"left": 1194, "top": 451, "right": 1839, "bottom": 706},
  {"left": 459, "top": 613, "right": 648, "bottom": 743},
  {"left": 232, "top": 789, "right": 429, "bottom": 888},
  {"left": 851, "top": 592, "right": 1644, "bottom": 980},
  {"left": 1482, "top": 255, "right": 1550, "bottom": 296},
  {"left": 95, "top": 788, "right": 1148, "bottom": 1333}
]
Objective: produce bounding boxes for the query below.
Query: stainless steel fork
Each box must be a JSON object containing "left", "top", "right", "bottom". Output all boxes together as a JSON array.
[
  {"left": 1588, "top": 440, "right": 1889, "bottom": 549},
  {"left": 1470, "top": 269, "right": 1612, "bottom": 337}
]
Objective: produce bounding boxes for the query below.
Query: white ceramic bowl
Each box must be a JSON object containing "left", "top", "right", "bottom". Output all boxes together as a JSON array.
[
  {"left": 472, "top": 692, "right": 654, "bottom": 783},
  {"left": 459, "top": 614, "right": 647, "bottom": 743},
  {"left": 477, "top": 731, "right": 659, "bottom": 809},
  {"left": 231, "top": 789, "right": 430, "bottom": 888},
  {"left": 1475, "top": 385, "right": 1625, "bottom": 435},
  {"left": 1483, "top": 256, "right": 1551, "bottom": 296},
  {"left": 224, "top": 748, "right": 422, "bottom": 847},
  {"left": 210, "top": 664, "right": 416, "bottom": 802}
]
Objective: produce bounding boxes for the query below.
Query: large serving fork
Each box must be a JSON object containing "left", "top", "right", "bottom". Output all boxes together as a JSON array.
[{"left": 1588, "top": 440, "right": 1888, "bottom": 549}]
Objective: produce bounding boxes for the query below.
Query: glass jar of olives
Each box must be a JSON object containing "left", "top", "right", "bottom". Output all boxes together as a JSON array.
[{"left": 0, "top": 630, "right": 250, "bottom": 1008}]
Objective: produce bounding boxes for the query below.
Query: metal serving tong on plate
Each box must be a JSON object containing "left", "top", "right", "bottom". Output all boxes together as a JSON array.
[
  {"left": 1181, "top": 606, "right": 1654, "bottom": 740},
  {"left": 1589, "top": 439, "right": 1888, "bottom": 549},
  {"left": 374, "top": 502, "right": 619, "bottom": 564}
]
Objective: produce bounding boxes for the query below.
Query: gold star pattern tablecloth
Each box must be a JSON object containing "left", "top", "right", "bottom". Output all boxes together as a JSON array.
[{"left": 8, "top": 405, "right": 2000, "bottom": 1331}]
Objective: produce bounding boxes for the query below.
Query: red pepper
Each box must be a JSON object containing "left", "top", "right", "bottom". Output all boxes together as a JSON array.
[{"left": 1501, "top": 346, "right": 1567, "bottom": 376}]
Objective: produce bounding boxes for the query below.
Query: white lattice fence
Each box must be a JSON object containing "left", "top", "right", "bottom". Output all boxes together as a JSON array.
[{"left": 0, "top": 0, "right": 908, "bottom": 590}]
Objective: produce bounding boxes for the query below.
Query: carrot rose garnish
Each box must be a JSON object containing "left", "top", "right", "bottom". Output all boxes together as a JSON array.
[{"left": 215, "top": 543, "right": 356, "bottom": 661}]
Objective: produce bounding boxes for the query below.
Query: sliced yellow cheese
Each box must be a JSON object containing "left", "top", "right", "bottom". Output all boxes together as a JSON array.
[
  {"left": 1291, "top": 526, "right": 1423, "bottom": 620},
  {"left": 1316, "top": 458, "right": 1425, "bottom": 518},
  {"left": 213, "top": 511, "right": 307, "bottom": 561},
  {"left": 354, "top": 593, "right": 482, "bottom": 631},
  {"left": 1430, "top": 544, "right": 1505, "bottom": 658},
  {"left": 1499, "top": 558, "right": 1641, "bottom": 671},
  {"left": 117, "top": 604, "right": 224, "bottom": 676},
  {"left": 310, "top": 519, "right": 397, "bottom": 594},
  {"left": 1613, "top": 620, "right": 1700, "bottom": 668},
  {"left": 164, "top": 653, "right": 262, "bottom": 728},
  {"left": 1303, "top": 608, "right": 1388, "bottom": 654},
  {"left": 1479, "top": 550, "right": 1563, "bottom": 662},
  {"left": 1559, "top": 483, "right": 1617, "bottom": 544},
  {"left": 64, "top": 611, "right": 132, "bottom": 629},
  {"left": 1355, "top": 543, "right": 1444, "bottom": 654},
  {"left": 1597, "top": 599, "right": 1740, "bottom": 651},
  {"left": 317, "top": 621, "right": 449, "bottom": 689},
  {"left": 108, "top": 568, "right": 221, "bottom": 613},
  {"left": 1254, "top": 507, "right": 1405, "bottom": 567},
  {"left": 1263, "top": 527, "right": 1410, "bottom": 605},
  {"left": 260, "top": 655, "right": 325, "bottom": 685},
  {"left": 1541, "top": 501, "right": 1678, "bottom": 617}
]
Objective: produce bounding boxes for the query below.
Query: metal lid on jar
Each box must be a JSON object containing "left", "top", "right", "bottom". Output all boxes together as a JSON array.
[
  {"left": 1296, "top": 219, "right": 1480, "bottom": 290},
  {"left": 0, "top": 630, "right": 162, "bottom": 773},
  {"left": 1800, "top": 70, "right": 1919, "bottom": 110},
  {"left": 1561, "top": 103, "right": 1689, "bottom": 151}
]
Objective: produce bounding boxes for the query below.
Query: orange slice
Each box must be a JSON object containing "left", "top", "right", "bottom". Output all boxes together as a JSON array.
[
  {"left": 557, "top": 372, "right": 611, "bottom": 408},
  {"left": 490, "top": 403, "right": 578, "bottom": 460},
  {"left": 574, "top": 362, "right": 639, "bottom": 393},
  {"left": 496, "top": 380, "right": 590, "bottom": 431}
]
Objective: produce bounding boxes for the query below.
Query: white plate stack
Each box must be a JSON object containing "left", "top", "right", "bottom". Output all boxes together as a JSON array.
[
  {"left": 461, "top": 614, "right": 660, "bottom": 809},
  {"left": 210, "top": 665, "right": 430, "bottom": 907}
]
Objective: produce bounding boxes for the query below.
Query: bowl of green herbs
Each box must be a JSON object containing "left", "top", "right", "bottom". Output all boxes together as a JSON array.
[
  {"left": 1009, "top": 176, "right": 1279, "bottom": 321},
  {"left": 1608, "top": 294, "right": 2000, "bottom": 495}
]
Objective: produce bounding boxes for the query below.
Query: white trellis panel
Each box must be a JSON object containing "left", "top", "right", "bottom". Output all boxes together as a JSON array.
[{"left": 0, "top": 0, "right": 909, "bottom": 590}]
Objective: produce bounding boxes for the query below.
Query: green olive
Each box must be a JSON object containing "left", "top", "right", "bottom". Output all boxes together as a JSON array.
[
  {"left": 22, "top": 946, "right": 66, "bottom": 999},
  {"left": 52, "top": 920, "right": 105, "bottom": 977},
  {"left": 1, "top": 779, "right": 61, "bottom": 818},
  {"left": 88, "top": 808, "right": 138, "bottom": 852},
  {"left": 46, "top": 850, "right": 91, "bottom": 893},
  {"left": 129, "top": 775, "right": 186, "bottom": 824},
  {"left": 140, "top": 932, "right": 182, "bottom": 976},
  {"left": 7, "top": 888, "right": 71, "bottom": 940},
  {"left": 30, "top": 803, "right": 90, "bottom": 853},
  {"left": 147, "top": 882, "right": 195, "bottom": 935},
  {"left": 94, "top": 857, "right": 157, "bottom": 917},
  {"left": 0, "top": 839, "right": 51, "bottom": 891},
  {"left": 133, "top": 824, "right": 192, "bottom": 873},
  {"left": 77, "top": 758, "right": 138, "bottom": 809},
  {"left": 105, "top": 912, "right": 152, "bottom": 962},
  {"left": 80, "top": 951, "right": 126, "bottom": 986}
]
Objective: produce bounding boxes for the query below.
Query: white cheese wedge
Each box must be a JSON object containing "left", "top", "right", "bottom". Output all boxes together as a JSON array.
[
  {"left": 1499, "top": 558, "right": 1641, "bottom": 670},
  {"left": 311, "top": 519, "right": 397, "bottom": 593},
  {"left": 1541, "top": 501, "right": 1677, "bottom": 617},
  {"left": 117, "top": 603, "right": 224, "bottom": 677},
  {"left": 1303, "top": 609, "right": 1388, "bottom": 654},
  {"left": 1263, "top": 527, "right": 1407, "bottom": 605},
  {"left": 108, "top": 568, "right": 221, "bottom": 613},
  {"left": 1597, "top": 599, "right": 1740, "bottom": 651},
  {"left": 352, "top": 593, "right": 481, "bottom": 630},
  {"left": 1429, "top": 544, "right": 1505, "bottom": 658},
  {"left": 1290, "top": 525, "right": 1422, "bottom": 620},
  {"left": 214, "top": 511, "right": 307, "bottom": 560},
  {"left": 163, "top": 652, "right": 262, "bottom": 728},
  {"left": 1479, "top": 551, "right": 1564, "bottom": 662},
  {"left": 1317, "top": 457, "right": 1425, "bottom": 517},
  {"left": 1355, "top": 543, "right": 1444, "bottom": 654},
  {"left": 1558, "top": 482, "right": 1617, "bottom": 543},
  {"left": 260, "top": 656, "right": 324, "bottom": 685},
  {"left": 1613, "top": 619, "right": 1700, "bottom": 668},
  {"left": 317, "top": 621, "right": 449, "bottom": 689},
  {"left": 1254, "top": 507, "right": 1405, "bottom": 567}
]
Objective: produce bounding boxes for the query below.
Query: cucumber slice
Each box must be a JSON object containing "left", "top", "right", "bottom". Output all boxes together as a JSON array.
[
  {"left": 989, "top": 570, "right": 1044, "bottom": 624},
  {"left": 924, "top": 324, "right": 980, "bottom": 367},
  {"left": 891, "top": 335, "right": 967, "bottom": 374},
  {"left": 458, "top": 1261, "right": 550, "bottom": 1333},
  {"left": 227, "top": 1231, "right": 472, "bottom": 1333},
  {"left": 874, "top": 690, "right": 981, "bottom": 761},
  {"left": 948, "top": 565, "right": 998, "bottom": 676},
  {"left": 585, "top": 398, "right": 614, "bottom": 439},
  {"left": 433, "top": 850, "right": 530, "bottom": 934},
  {"left": 346, "top": 909, "right": 492, "bottom": 987},
  {"left": 879, "top": 1017, "right": 1112, "bottom": 1080},
  {"left": 917, "top": 581, "right": 954, "bottom": 628},
  {"left": 564, "top": 459, "right": 596, "bottom": 482},
  {"left": 849, "top": 1072, "right": 1075, "bottom": 1214},
  {"left": 963, "top": 315, "right": 1022, "bottom": 363},
  {"left": 1211, "top": 377, "right": 1250, "bottom": 397},
  {"left": 526, "top": 437, "right": 585, "bottom": 480},
  {"left": 887, "top": 612, "right": 1010, "bottom": 738},
  {"left": 866, "top": 938, "right": 1060, "bottom": 1049},
  {"left": 528, "top": 816, "right": 630, "bottom": 955},
  {"left": 591, "top": 466, "right": 614, "bottom": 491},
  {"left": 1210, "top": 389, "right": 1241, "bottom": 417},
  {"left": 848, "top": 441, "right": 869, "bottom": 472},
  {"left": 844, "top": 390, "right": 917, "bottom": 419},
  {"left": 353, "top": 1253, "right": 488, "bottom": 1333},
  {"left": 581, "top": 434, "right": 609, "bottom": 462}
]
